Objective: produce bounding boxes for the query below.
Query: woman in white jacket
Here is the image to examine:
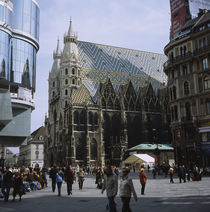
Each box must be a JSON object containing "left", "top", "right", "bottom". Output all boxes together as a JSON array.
[{"left": 120, "top": 167, "right": 137, "bottom": 212}]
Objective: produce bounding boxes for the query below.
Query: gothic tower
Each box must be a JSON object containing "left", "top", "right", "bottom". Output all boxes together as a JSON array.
[{"left": 60, "top": 20, "right": 82, "bottom": 108}]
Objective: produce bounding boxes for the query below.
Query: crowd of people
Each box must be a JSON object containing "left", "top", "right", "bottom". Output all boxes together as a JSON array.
[
  {"left": 0, "top": 162, "right": 207, "bottom": 212},
  {"left": 0, "top": 164, "right": 48, "bottom": 202}
]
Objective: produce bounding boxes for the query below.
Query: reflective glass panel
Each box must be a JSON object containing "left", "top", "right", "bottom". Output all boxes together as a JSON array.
[
  {"left": 0, "top": 5, "right": 3, "bottom": 22},
  {"left": 12, "top": 0, "right": 23, "bottom": 30},
  {"left": 0, "top": 30, "right": 10, "bottom": 80},
  {"left": 11, "top": 38, "right": 36, "bottom": 89}
]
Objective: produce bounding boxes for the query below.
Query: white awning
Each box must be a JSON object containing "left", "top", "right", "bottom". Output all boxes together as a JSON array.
[
  {"left": 199, "top": 127, "right": 210, "bottom": 133},
  {"left": 124, "top": 154, "right": 154, "bottom": 164}
]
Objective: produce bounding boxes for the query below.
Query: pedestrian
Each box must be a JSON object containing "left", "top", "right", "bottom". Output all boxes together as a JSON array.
[
  {"left": 64, "top": 165, "right": 74, "bottom": 195},
  {"left": 152, "top": 167, "right": 156, "bottom": 179},
  {"left": 77, "top": 168, "right": 85, "bottom": 190},
  {"left": 139, "top": 168, "right": 147, "bottom": 195},
  {"left": 120, "top": 167, "right": 137, "bottom": 212},
  {"left": 101, "top": 165, "right": 118, "bottom": 212},
  {"left": 1, "top": 167, "right": 13, "bottom": 202},
  {"left": 56, "top": 167, "right": 63, "bottom": 196},
  {"left": 49, "top": 165, "right": 57, "bottom": 192},
  {"left": 168, "top": 167, "right": 174, "bottom": 183},
  {"left": 147, "top": 165, "right": 150, "bottom": 172},
  {"left": 95, "top": 167, "right": 103, "bottom": 189},
  {"left": 12, "top": 172, "right": 23, "bottom": 202}
]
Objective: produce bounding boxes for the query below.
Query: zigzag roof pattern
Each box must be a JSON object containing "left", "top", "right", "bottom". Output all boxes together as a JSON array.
[{"left": 77, "top": 41, "right": 167, "bottom": 102}]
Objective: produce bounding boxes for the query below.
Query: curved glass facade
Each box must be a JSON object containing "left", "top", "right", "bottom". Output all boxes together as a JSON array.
[
  {"left": 0, "top": 0, "right": 39, "bottom": 90},
  {"left": 0, "top": 2, "right": 13, "bottom": 27},
  {"left": 11, "top": 0, "right": 40, "bottom": 41},
  {"left": 0, "top": 31, "right": 10, "bottom": 79}
]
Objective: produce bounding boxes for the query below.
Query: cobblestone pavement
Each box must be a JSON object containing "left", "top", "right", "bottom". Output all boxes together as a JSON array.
[{"left": 0, "top": 173, "right": 210, "bottom": 212}]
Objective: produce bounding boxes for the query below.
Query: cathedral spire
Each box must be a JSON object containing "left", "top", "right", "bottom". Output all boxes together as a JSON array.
[
  {"left": 64, "top": 18, "right": 77, "bottom": 44},
  {"left": 68, "top": 18, "right": 74, "bottom": 37},
  {"left": 53, "top": 37, "right": 61, "bottom": 59}
]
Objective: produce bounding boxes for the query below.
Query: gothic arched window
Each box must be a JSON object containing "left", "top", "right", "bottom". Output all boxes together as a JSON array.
[
  {"left": 80, "top": 110, "right": 86, "bottom": 124},
  {"left": 72, "top": 78, "right": 75, "bottom": 85},
  {"left": 65, "top": 89, "right": 68, "bottom": 95},
  {"left": 88, "top": 112, "right": 93, "bottom": 125},
  {"left": 72, "top": 68, "right": 75, "bottom": 75},
  {"left": 184, "top": 81, "right": 189, "bottom": 95},
  {"left": 173, "top": 86, "right": 177, "bottom": 99},
  {"left": 94, "top": 113, "right": 98, "bottom": 125},
  {"left": 204, "top": 76, "right": 210, "bottom": 90},
  {"left": 185, "top": 102, "right": 191, "bottom": 120},
  {"left": 90, "top": 139, "right": 97, "bottom": 160},
  {"left": 65, "top": 68, "right": 68, "bottom": 75},
  {"left": 74, "top": 111, "right": 79, "bottom": 124},
  {"left": 76, "top": 139, "right": 84, "bottom": 161},
  {"left": 65, "top": 79, "right": 68, "bottom": 85}
]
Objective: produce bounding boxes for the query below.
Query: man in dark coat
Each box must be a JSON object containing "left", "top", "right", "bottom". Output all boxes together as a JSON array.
[
  {"left": 49, "top": 165, "right": 57, "bottom": 192},
  {"left": 12, "top": 172, "right": 23, "bottom": 202},
  {"left": 1, "top": 167, "right": 13, "bottom": 202},
  {"left": 64, "top": 166, "right": 74, "bottom": 195}
]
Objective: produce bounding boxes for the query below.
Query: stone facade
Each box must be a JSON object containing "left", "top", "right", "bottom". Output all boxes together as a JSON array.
[
  {"left": 19, "top": 127, "right": 45, "bottom": 168},
  {"left": 45, "top": 21, "right": 171, "bottom": 167},
  {"left": 164, "top": 9, "right": 210, "bottom": 167}
]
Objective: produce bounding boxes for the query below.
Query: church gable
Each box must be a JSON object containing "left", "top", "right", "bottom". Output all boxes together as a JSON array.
[
  {"left": 123, "top": 81, "right": 138, "bottom": 111},
  {"left": 71, "top": 84, "right": 94, "bottom": 105},
  {"left": 143, "top": 83, "right": 160, "bottom": 112},
  {"left": 100, "top": 79, "right": 120, "bottom": 109}
]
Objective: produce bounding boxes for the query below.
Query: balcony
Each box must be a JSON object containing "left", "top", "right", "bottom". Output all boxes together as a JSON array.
[
  {"left": 164, "top": 52, "right": 192, "bottom": 69},
  {"left": 193, "top": 45, "right": 210, "bottom": 57},
  {"left": 164, "top": 45, "right": 210, "bottom": 70}
]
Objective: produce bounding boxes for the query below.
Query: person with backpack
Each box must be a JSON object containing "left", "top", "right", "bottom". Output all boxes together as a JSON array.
[{"left": 56, "top": 167, "right": 63, "bottom": 196}]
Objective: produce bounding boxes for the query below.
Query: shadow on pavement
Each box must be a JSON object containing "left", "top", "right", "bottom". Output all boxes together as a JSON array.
[{"left": 0, "top": 193, "right": 210, "bottom": 212}]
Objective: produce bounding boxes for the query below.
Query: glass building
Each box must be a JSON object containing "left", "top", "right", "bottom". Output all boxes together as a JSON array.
[{"left": 0, "top": 0, "right": 40, "bottom": 146}]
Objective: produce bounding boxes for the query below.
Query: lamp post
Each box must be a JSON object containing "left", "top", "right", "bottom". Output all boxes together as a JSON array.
[
  {"left": 0, "top": 145, "right": 5, "bottom": 170},
  {"left": 152, "top": 129, "right": 160, "bottom": 173}
]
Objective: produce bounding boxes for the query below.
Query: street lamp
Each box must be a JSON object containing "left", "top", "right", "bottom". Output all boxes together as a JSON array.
[{"left": 152, "top": 129, "right": 160, "bottom": 171}]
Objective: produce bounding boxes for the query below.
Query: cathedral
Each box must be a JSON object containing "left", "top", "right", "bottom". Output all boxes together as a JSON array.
[{"left": 44, "top": 21, "right": 170, "bottom": 167}]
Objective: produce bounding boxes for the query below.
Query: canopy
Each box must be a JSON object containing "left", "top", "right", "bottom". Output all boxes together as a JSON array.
[{"left": 124, "top": 154, "right": 154, "bottom": 164}]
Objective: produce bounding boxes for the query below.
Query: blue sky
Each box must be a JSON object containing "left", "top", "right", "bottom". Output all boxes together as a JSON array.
[
  {"left": 11, "top": 0, "right": 171, "bottom": 153},
  {"left": 31, "top": 0, "right": 171, "bottom": 132}
]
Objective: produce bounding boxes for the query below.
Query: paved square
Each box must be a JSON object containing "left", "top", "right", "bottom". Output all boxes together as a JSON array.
[{"left": 0, "top": 173, "right": 210, "bottom": 212}]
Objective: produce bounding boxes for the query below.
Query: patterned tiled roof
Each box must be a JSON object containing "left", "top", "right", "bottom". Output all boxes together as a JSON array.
[
  {"left": 77, "top": 41, "right": 167, "bottom": 102},
  {"left": 71, "top": 84, "right": 95, "bottom": 105}
]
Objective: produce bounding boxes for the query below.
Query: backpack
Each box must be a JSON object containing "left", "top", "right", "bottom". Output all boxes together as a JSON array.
[{"left": 56, "top": 173, "right": 63, "bottom": 183}]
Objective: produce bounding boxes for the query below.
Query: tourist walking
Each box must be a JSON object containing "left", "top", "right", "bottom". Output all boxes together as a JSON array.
[
  {"left": 64, "top": 165, "right": 74, "bottom": 195},
  {"left": 12, "top": 172, "right": 23, "bottom": 202},
  {"left": 56, "top": 167, "right": 63, "bottom": 196},
  {"left": 168, "top": 167, "right": 174, "bottom": 183},
  {"left": 101, "top": 165, "right": 118, "bottom": 212},
  {"left": 139, "top": 168, "right": 147, "bottom": 195},
  {"left": 49, "top": 165, "right": 57, "bottom": 192},
  {"left": 120, "top": 167, "right": 137, "bottom": 212},
  {"left": 1, "top": 167, "right": 13, "bottom": 202},
  {"left": 77, "top": 168, "right": 85, "bottom": 190}
]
